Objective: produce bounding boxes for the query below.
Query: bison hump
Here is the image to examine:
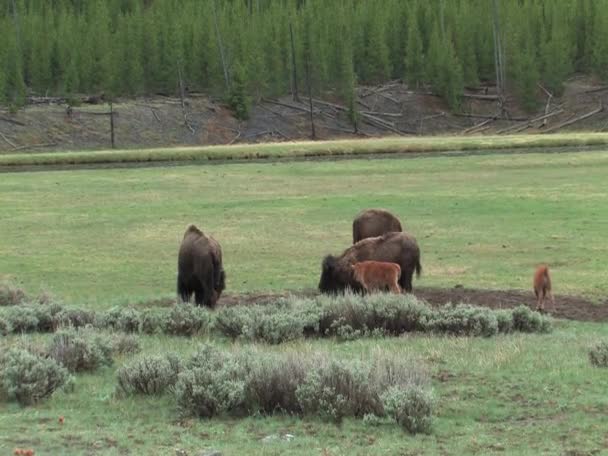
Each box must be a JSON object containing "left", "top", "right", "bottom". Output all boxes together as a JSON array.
[{"left": 185, "top": 224, "right": 204, "bottom": 236}]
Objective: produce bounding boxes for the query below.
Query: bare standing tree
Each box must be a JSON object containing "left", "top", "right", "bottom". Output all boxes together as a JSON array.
[
  {"left": 289, "top": 22, "right": 300, "bottom": 102},
  {"left": 213, "top": 0, "right": 230, "bottom": 90},
  {"left": 492, "top": 0, "right": 506, "bottom": 97}
]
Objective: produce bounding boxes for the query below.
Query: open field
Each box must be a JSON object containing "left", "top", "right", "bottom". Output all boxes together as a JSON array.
[
  {"left": 2, "top": 144, "right": 608, "bottom": 455},
  {"left": 2, "top": 147, "right": 608, "bottom": 304},
  {"left": 2, "top": 133, "right": 608, "bottom": 168}
]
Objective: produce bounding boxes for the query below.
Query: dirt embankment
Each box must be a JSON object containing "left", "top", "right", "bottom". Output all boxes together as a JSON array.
[
  {"left": 217, "top": 287, "right": 608, "bottom": 323},
  {"left": 1, "top": 76, "right": 607, "bottom": 153}
]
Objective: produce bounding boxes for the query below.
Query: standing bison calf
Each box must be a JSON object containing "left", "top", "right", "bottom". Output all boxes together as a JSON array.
[
  {"left": 533, "top": 264, "right": 554, "bottom": 312},
  {"left": 319, "top": 231, "right": 421, "bottom": 294},
  {"left": 352, "top": 209, "right": 403, "bottom": 243},
  {"left": 177, "top": 224, "right": 225, "bottom": 308},
  {"left": 352, "top": 261, "right": 402, "bottom": 294}
]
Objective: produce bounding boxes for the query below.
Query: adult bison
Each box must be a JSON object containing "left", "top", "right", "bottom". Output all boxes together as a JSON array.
[
  {"left": 319, "top": 231, "right": 421, "bottom": 294},
  {"left": 177, "top": 224, "right": 225, "bottom": 308},
  {"left": 352, "top": 209, "right": 403, "bottom": 243}
]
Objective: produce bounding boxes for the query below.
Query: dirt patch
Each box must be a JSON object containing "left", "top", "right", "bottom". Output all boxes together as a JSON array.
[
  {"left": 2, "top": 76, "right": 607, "bottom": 153},
  {"left": 216, "top": 287, "right": 608, "bottom": 322},
  {"left": 415, "top": 286, "right": 607, "bottom": 322}
]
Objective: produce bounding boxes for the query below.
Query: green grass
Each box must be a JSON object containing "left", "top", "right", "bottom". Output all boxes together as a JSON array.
[
  {"left": 2, "top": 143, "right": 608, "bottom": 455},
  {"left": 2, "top": 132, "right": 608, "bottom": 167},
  {"left": 1, "top": 322, "right": 608, "bottom": 455},
  {"left": 1, "top": 148, "right": 608, "bottom": 305}
]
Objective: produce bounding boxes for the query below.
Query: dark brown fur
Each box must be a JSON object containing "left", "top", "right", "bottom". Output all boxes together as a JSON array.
[
  {"left": 533, "top": 264, "right": 554, "bottom": 312},
  {"left": 352, "top": 261, "right": 401, "bottom": 294},
  {"left": 319, "top": 231, "right": 421, "bottom": 294},
  {"left": 177, "top": 224, "right": 225, "bottom": 308},
  {"left": 352, "top": 209, "right": 403, "bottom": 244}
]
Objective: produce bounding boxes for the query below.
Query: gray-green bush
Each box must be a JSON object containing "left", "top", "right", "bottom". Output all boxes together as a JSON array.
[
  {"left": 512, "top": 305, "right": 552, "bottom": 333},
  {"left": 424, "top": 304, "right": 498, "bottom": 337},
  {"left": 116, "top": 353, "right": 182, "bottom": 396},
  {"left": 0, "top": 348, "right": 73, "bottom": 405},
  {"left": 381, "top": 385, "right": 435, "bottom": 434},
  {"left": 589, "top": 340, "right": 608, "bottom": 367},
  {"left": 170, "top": 344, "right": 433, "bottom": 433},
  {"left": 176, "top": 345, "right": 248, "bottom": 418},
  {"left": 0, "top": 282, "right": 27, "bottom": 306},
  {"left": 111, "top": 334, "right": 141, "bottom": 355},
  {"left": 47, "top": 329, "right": 113, "bottom": 372},
  {"left": 162, "top": 304, "right": 209, "bottom": 336},
  {"left": 213, "top": 294, "right": 551, "bottom": 343}
]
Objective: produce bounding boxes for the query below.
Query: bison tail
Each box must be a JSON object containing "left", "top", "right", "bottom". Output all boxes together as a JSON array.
[{"left": 415, "top": 257, "right": 422, "bottom": 278}]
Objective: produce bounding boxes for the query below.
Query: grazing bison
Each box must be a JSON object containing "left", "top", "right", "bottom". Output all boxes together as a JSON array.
[
  {"left": 319, "top": 231, "right": 421, "bottom": 294},
  {"left": 177, "top": 224, "right": 225, "bottom": 308},
  {"left": 352, "top": 209, "right": 403, "bottom": 243},
  {"left": 352, "top": 261, "right": 401, "bottom": 294},
  {"left": 533, "top": 264, "right": 554, "bottom": 312}
]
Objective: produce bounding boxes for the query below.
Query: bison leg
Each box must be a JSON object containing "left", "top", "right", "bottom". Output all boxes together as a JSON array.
[
  {"left": 389, "top": 280, "right": 401, "bottom": 294},
  {"left": 177, "top": 276, "right": 192, "bottom": 303},
  {"left": 536, "top": 291, "right": 545, "bottom": 312},
  {"left": 548, "top": 290, "right": 555, "bottom": 310},
  {"left": 399, "top": 269, "right": 414, "bottom": 293},
  {"left": 194, "top": 286, "right": 207, "bottom": 306}
]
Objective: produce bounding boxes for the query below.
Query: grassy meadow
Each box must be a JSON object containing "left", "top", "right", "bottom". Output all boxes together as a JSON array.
[
  {"left": 1, "top": 144, "right": 608, "bottom": 455},
  {"left": 2, "top": 147, "right": 608, "bottom": 304}
]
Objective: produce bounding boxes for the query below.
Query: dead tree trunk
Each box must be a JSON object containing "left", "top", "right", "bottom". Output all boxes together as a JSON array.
[
  {"left": 109, "top": 101, "right": 115, "bottom": 149},
  {"left": 213, "top": 0, "right": 230, "bottom": 90},
  {"left": 305, "top": 55, "right": 316, "bottom": 140},
  {"left": 491, "top": 0, "right": 506, "bottom": 99},
  {"left": 289, "top": 22, "right": 300, "bottom": 102}
]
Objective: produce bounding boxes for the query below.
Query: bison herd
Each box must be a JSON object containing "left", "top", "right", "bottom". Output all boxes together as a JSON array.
[{"left": 177, "top": 208, "right": 418, "bottom": 308}]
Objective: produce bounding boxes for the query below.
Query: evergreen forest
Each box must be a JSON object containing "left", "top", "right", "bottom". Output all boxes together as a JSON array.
[{"left": 1, "top": 0, "right": 607, "bottom": 114}]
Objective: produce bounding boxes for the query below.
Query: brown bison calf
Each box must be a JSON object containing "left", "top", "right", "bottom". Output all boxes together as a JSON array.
[
  {"left": 351, "top": 261, "right": 402, "bottom": 294},
  {"left": 533, "top": 264, "right": 554, "bottom": 312}
]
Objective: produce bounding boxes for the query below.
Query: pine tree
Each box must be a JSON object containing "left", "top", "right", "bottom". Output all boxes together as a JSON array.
[
  {"left": 540, "top": 3, "right": 574, "bottom": 95},
  {"left": 455, "top": 4, "right": 479, "bottom": 86},
  {"left": 2, "top": 21, "right": 27, "bottom": 107},
  {"left": 592, "top": 0, "right": 608, "bottom": 81},
  {"left": 405, "top": 3, "right": 425, "bottom": 88},
  {"left": 228, "top": 63, "right": 251, "bottom": 120}
]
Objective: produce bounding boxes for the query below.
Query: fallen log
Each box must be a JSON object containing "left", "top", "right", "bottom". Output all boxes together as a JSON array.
[
  {"left": 462, "top": 116, "right": 496, "bottom": 135},
  {"left": 12, "top": 142, "right": 57, "bottom": 151},
  {"left": 0, "top": 131, "right": 17, "bottom": 148},
  {"left": 542, "top": 104, "right": 604, "bottom": 133},
  {"left": 462, "top": 93, "right": 501, "bottom": 101},
  {"left": 0, "top": 116, "right": 26, "bottom": 126},
  {"left": 496, "top": 109, "right": 564, "bottom": 134}
]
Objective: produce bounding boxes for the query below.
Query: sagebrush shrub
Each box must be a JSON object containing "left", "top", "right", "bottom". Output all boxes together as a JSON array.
[
  {"left": 116, "top": 353, "right": 181, "bottom": 396},
  {"left": 495, "top": 310, "right": 514, "bottom": 334},
  {"left": 111, "top": 334, "right": 141, "bottom": 355},
  {"left": 296, "top": 360, "right": 383, "bottom": 422},
  {"left": 53, "top": 308, "right": 97, "bottom": 329},
  {"left": 425, "top": 304, "right": 498, "bottom": 337},
  {"left": 589, "top": 340, "right": 608, "bottom": 367},
  {"left": 33, "top": 303, "right": 64, "bottom": 332},
  {"left": 0, "top": 348, "right": 73, "bottom": 405},
  {"left": 140, "top": 309, "right": 162, "bottom": 334},
  {"left": 0, "top": 317, "right": 11, "bottom": 336},
  {"left": 0, "top": 282, "right": 27, "bottom": 306},
  {"left": 162, "top": 304, "right": 209, "bottom": 336},
  {"left": 176, "top": 345, "right": 247, "bottom": 417},
  {"left": 100, "top": 307, "right": 141, "bottom": 332},
  {"left": 3, "top": 306, "right": 39, "bottom": 333},
  {"left": 47, "top": 329, "right": 113, "bottom": 372},
  {"left": 381, "top": 385, "right": 434, "bottom": 434},
  {"left": 215, "top": 301, "right": 313, "bottom": 344},
  {"left": 511, "top": 306, "right": 552, "bottom": 333},
  {"left": 242, "top": 351, "right": 307, "bottom": 414}
]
